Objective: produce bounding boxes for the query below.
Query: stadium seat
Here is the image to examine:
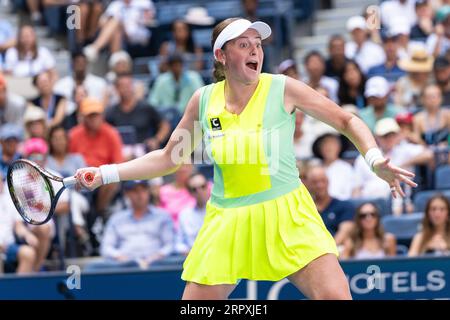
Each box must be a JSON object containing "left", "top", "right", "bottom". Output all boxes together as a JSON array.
[
  {"left": 435, "top": 165, "right": 450, "bottom": 190},
  {"left": 413, "top": 190, "right": 450, "bottom": 213},
  {"left": 382, "top": 213, "right": 424, "bottom": 246}
]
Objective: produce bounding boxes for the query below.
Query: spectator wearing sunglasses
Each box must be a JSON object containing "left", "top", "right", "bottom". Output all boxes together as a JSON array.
[
  {"left": 341, "top": 202, "right": 397, "bottom": 260},
  {"left": 176, "top": 173, "right": 210, "bottom": 255}
]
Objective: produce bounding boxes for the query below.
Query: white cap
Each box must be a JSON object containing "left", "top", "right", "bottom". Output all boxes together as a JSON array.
[
  {"left": 213, "top": 19, "right": 271, "bottom": 60},
  {"left": 346, "top": 16, "right": 367, "bottom": 32},
  {"left": 389, "top": 17, "right": 411, "bottom": 36},
  {"left": 365, "top": 76, "right": 390, "bottom": 98},
  {"left": 23, "top": 105, "right": 47, "bottom": 124},
  {"left": 184, "top": 7, "right": 215, "bottom": 26},
  {"left": 374, "top": 118, "right": 400, "bottom": 136},
  {"left": 108, "top": 50, "right": 132, "bottom": 69}
]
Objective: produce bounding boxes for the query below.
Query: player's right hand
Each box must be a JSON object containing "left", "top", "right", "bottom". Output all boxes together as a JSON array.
[{"left": 75, "top": 167, "right": 103, "bottom": 191}]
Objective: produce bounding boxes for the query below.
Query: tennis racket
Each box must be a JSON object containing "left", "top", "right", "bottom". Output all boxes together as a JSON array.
[{"left": 7, "top": 159, "right": 93, "bottom": 225}]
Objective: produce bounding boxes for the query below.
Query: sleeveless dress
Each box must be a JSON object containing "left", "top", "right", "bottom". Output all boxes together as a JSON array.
[{"left": 181, "top": 73, "right": 338, "bottom": 285}]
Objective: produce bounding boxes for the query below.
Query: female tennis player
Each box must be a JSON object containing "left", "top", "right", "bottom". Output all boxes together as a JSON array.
[{"left": 75, "top": 18, "right": 417, "bottom": 300}]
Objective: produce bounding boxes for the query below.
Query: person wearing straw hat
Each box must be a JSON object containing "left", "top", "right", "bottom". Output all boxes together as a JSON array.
[
  {"left": 395, "top": 46, "right": 434, "bottom": 110},
  {"left": 75, "top": 18, "right": 417, "bottom": 300}
]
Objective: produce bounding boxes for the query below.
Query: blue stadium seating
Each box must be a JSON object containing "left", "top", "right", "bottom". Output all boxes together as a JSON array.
[
  {"left": 435, "top": 165, "right": 450, "bottom": 190},
  {"left": 413, "top": 189, "right": 450, "bottom": 213},
  {"left": 382, "top": 213, "right": 424, "bottom": 246},
  {"left": 350, "top": 197, "right": 391, "bottom": 216}
]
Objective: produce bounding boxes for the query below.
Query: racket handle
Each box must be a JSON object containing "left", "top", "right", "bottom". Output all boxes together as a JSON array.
[{"left": 63, "top": 176, "right": 77, "bottom": 187}]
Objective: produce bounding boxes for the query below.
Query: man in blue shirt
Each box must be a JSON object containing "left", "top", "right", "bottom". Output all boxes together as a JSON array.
[
  {"left": 304, "top": 165, "right": 355, "bottom": 246},
  {"left": 85, "top": 180, "right": 175, "bottom": 271}
]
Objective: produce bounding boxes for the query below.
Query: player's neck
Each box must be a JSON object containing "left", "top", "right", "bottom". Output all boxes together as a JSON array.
[{"left": 224, "top": 78, "right": 258, "bottom": 108}]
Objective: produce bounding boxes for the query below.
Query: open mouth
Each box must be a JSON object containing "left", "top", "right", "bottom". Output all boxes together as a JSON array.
[{"left": 246, "top": 62, "right": 258, "bottom": 71}]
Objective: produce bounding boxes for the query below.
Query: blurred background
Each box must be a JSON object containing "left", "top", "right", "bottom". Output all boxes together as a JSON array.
[{"left": 0, "top": 0, "right": 450, "bottom": 299}]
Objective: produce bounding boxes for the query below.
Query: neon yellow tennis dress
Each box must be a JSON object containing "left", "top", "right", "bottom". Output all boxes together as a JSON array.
[{"left": 181, "top": 73, "right": 338, "bottom": 285}]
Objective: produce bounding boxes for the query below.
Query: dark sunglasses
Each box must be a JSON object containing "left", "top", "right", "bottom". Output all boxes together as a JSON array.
[
  {"left": 358, "top": 211, "right": 378, "bottom": 219},
  {"left": 189, "top": 183, "right": 207, "bottom": 193}
]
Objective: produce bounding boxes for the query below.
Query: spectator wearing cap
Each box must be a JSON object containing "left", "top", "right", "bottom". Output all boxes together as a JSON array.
[
  {"left": 345, "top": 16, "right": 386, "bottom": 74},
  {"left": 413, "top": 84, "right": 450, "bottom": 146},
  {"left": 360, "top": 76, "right": 403, "bottom": 132},
  {"left": 106, "top": 72, "right": 171, "bottom": 150},
  {"left": 338, "top": 60, "right": 367, "bottom": 109},
  {"left": 433, "top": 56, "right": 450, "bottom": 107},
  {"left": 311, "top": 132, "right": 355, "bottom": 201},
  {"left": 303, "top": 51, "right": 339, "bottom": 102},
  {"left": 30, "top": 70, "right": 67, "bottom": 127},
  {"left": 395, "top": 46, "right": 434, "bottom": 110},
  {"left": 83, "top": 0, "right": 156, "bottom": 62},
  {"left": 426, "top": 5, "right": 450, "bottom": 57},
  {"left": 159, "top": 19, "right": 205, "bottom": 72},
  {"left": 105, "top": 51, "right": 146, "bottom": 108},
  {"left": 149, "top": 53, "right": 204, "bottom": 115},
  {"left": 176, "top": 173, "right": 210, "bottom": 255},
  {"left": 303, "top": 165, "right": 355, "bottom": 246},
  {"left": 367, "top": 31, "right": 406, "bottom": 84},
  {"left": 410, "top": 0, "right": 435, "bottom": 42},
  {"left": 380, "top": 0, "right": 417, "bottom": 32},
  {"left": 277, "top": 59, "right": 300, "bottom": 80},
  {"left": 0, "top": 123, "right": 23, "bottom": 180},
  {"left": 396, "top": 112, "right": 419, "bottom": 143},
  {"left": 0, "top": 72, "right": 27, "bottom": 126},
  {"left": 86, "top": 180, "right": 174, "bottom": 270},
  {"left": 23, "top": 104, "right": 48, "bottom": 139},
  {"left": 53, "top": 51, "right": 107, "bottom": 112},
  {"left": 69, "top": 97, "right": 123, "bottom": 216},
  {"left": 388, "top": 16, "right": 414, "bottom": 60},
  {"left": 353, "top": 118, "right": 432, "bottom": 202},
  {"left": 325, "top": 35, "right": 349, "bottom": 80}
]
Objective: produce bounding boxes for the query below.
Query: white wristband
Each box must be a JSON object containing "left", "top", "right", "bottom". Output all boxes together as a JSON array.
[
  {"left": 364, "top": 148, "right": 384, "bottom": 171},
  {"left": 99, "top": 164, "right": 120, "bottom": 185}
]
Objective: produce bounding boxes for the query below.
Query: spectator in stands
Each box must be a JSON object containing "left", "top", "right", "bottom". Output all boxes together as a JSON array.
[
  {"left": 396, "top": 46, "right": 434, "bottom": 110},
  {"left": 433, "top": 56, "right": 450, "bottom": 107},
  {"left": 0, "top": 20, "right": 16, "bottom": 55},
  {"left": 361, "top": 76, "right": 403, "bottom": 132},
  {"left": 0, "top": 123, "right": 22, "bottom": 181},
  {"left": 293, "top": 111, "right": 311, "bottom": 160},
  {"left": 87, "top": 180, "right": 174, "bottom": 270},
  {"left": 0, "top": 72, "right": 26, "bottom": 126},
  {"left": 75, "top": 0, "right": 104, "bottom": 48},
  {"left": 426, "top": 5, "right": 450, "bottom": 57},
  {"left": 341, "top": 202, "right": 397, "bottom": 259},
  {"left": 21, "top": 138, "right": 56, "bottom": 271},
  {"left": 304, "top": 51, "right": 339, "bottom": 102},
  {"left": 380, "top": 0, "right": 417, "bottom": 32},
  {"left": 159, "top": 19, "right": 204, "bottom": 72},
  {"left": 159, "top": 163, "right": 196, "bottom": 228},
  {"left": 241, "top": 0, "right": 259, "bottom": 22},
  {"left": 83, "top": 0, "right": 156, "bottom": 62},
  {"left": 106, "top": 72, "right": 171, "bottom": 150},
  {"left": 367, "top": 31, "right": 406, "bottom": 85},
  {"left": 413, "top": 84, "right": 450, "bottom": 146},
  {"left": 303, "top": 165, "right": 355, "bottom": 246},
  {"left": 396, "top": 111, "right": 420, "bottom": 144},
  {"left": 325, "top": 35, "right": 349, "bottom": 80},
  {"left": 23, "top": 104, "right": 48, "bottom": 139},
  {"left": 105, "top": 51, "right": 146, "bottom": 108},
  {"left": 353, "top": 118, "right": 432, "bottom": 205},
  {"left": 53, "top": 51, "right": 107, "bottom": 107},
  {"left": 30, "top": 71, "right": 67, "bottom": 127},
  {"left": 277, "top": 59, "right": 300, "bottom": 80},
  {"left": 3, "top": 25, "right": 56, "bottom": 81},
  {"left": 69, "top": 98, "right": 123, "bottom": 215},
  {"left": 338, "top": 60, "right": 367, "bottom": 109},
  {"left": 409, "top": 194, "right": 450, "bottom": 256},
  {"left": 47, "top": 125, "right": 86, "bottom": 177},
  {"left": 345, "top": 16, "right": 386, "bottom": 74},
  {"left": 176, "top": 173, "right": 209, "bottom": 255},
  {"left": 0, "top": 173, "right": 40, "bottom": 274},
  {"left": 410, "top": 0, "right": 435, "bottom": 42},
  {"left": 312, "top": 133, "right": 355, "bottom": 200},
  {"left": 149, "top": 53, "right": 204, "bottom": 115}
]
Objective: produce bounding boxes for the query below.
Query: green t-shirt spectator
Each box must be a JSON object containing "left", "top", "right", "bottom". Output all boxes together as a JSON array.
[{"left": 360, "top": 104, "right": 403, "bottom": 132}]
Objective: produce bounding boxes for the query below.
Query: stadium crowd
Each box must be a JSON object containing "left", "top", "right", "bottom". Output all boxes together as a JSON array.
[{"left": 0, "top": 0, "right": 450, "bottom": 275}]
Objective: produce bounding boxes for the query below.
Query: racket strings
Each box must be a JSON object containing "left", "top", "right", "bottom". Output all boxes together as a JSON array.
[{"left": 10, "top": 162, "right": 52, "bottom": 223}]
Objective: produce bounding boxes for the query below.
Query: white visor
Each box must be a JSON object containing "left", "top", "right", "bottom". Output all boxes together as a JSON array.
[{"left": 213, "top": 19, "right": 271, "bottom": 60}]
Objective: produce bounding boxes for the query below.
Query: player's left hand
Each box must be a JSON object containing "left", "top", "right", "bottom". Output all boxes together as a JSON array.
[{"left": 373, "top": 158, "right": 417, "bottom": 198}]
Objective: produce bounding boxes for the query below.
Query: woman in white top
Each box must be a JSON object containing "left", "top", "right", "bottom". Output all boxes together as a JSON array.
[
  {"left": 342, "top": 202, "right": 397, "bottom": 260},
  {"left": 3, "top": 25, "right": 56, "bottom": 81}
]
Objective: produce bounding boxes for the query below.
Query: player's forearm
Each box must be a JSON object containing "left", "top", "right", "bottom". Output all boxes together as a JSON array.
[{"left": 340, "top": 115, "right": 379, "bottom": 156}]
